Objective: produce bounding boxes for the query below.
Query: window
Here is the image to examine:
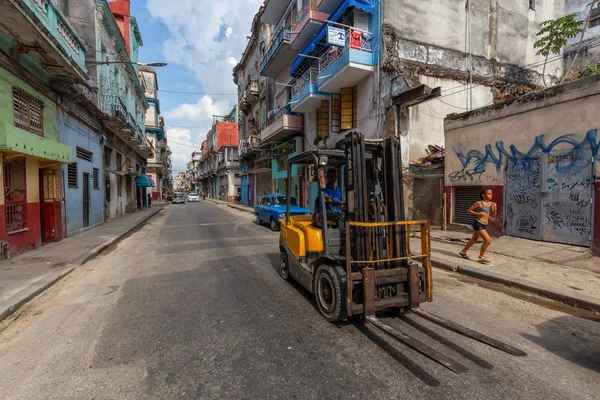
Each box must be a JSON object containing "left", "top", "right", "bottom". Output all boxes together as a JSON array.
[
  {"left": 590, "top": 7, "right": 600, "bottom": 28},
  {"left": 340, "top": 86, "right": 357, "bottom": 130},
  {"left": 76, "top": 146, "right": 92, "bottom": 162},
  {"left": 104, "top": 148, "right": 112, "bottom": 168},
  {"left": 317, "top": 100, "right": 330, "bottom": 139},
  {"left": 330, "top": 93, "right": 341, "bottom": 134},
  {"left": 116, "top": 153, "right": 122, "bottom": 171},
  {"left": 93, "top": 168, "right": 99, "bottom": 189},
  {"left": 260, "top": 41, "right": 266, "bottom": 56},
  {"left": 3, "top": 158, "right": 27, "bottom": 233},
  {"left": 453, "top": 186, "right": 483, "bottom": 225},
  {"left": 529, "top": 0, "right": 535, "bottom": 11},
  {"left": 68, "top": 163, "right": 78, "bottom": 188},
  {"left": 13, "top": 87, "right": 44, "bottom": 136}
]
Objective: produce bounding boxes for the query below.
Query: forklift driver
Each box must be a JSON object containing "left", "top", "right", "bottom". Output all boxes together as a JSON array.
[{"left": 315, "top": 168, "right": 346, "bottom": 229}]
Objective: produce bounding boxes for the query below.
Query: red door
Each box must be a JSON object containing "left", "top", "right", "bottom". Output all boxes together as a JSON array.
[{"left": 40, "top": 169, "right": 63, "bottom": 242}]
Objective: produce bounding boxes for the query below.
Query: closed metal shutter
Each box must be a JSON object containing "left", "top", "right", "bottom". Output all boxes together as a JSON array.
[{"left": 453, "top": 186, "right": 482, "bottom": 225}]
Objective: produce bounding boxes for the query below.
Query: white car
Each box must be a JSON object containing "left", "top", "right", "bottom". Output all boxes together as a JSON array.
[{"left": 187, "top": 192, "right": 199, "bottom": 202}]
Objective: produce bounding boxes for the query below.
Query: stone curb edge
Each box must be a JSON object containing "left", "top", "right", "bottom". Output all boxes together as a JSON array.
[
  {"left": 0, "top": 208, "right": 163, "bottom": 323},
  {"left": 227, "top": 204, "right": 254, "bottom": 214},
  {"left": 431, "top": 257, "right": 600, "bottom": 313}
]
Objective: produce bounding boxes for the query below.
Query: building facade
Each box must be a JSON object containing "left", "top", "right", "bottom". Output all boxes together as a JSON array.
[
  {"left": 444, "top": 74, "right": 600, "bottom": 255},
  {"left": 140, "top": 66, "right": 168, "bottom": 201},
  {"left": 0, "top": 0, "right": 85, "bottom": 255}
]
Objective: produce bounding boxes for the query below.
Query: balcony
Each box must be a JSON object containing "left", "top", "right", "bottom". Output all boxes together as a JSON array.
[
  {"left": 318, "top": 0, "right": 340, "bottom": 13},
  {"left": 243, "top": 80, "right": 260, "bottom": 104},
  {"left": 239, "top": 135, "right": 262, "bottom": 159},
  {"left": 290, "top": 0, "right": 328, "bottom": 50},
  {"left": 261, "top": 108, "right": 303, "bottom": 144},
  {"left": 261, "top": 0, "right": 290, "bottom": 24},
  {"left": 318, "top": 27, "right": 375, "bottom": 93},
  {"left": 1, "top": 0, "right": 87, "bottom": 82},
  {"left": 260, "top": 26, "right": 296, "bottom": 78},
  {"left": 290, "top": 68, "right": 329, "bottom": 113}
]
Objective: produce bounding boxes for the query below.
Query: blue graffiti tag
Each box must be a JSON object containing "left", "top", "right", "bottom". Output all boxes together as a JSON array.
[{"left": 455, "top": 129, "right": 599, "bottom": 173}]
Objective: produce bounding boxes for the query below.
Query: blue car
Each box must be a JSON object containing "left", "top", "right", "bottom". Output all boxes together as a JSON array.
[{"left": 254, "top": 194, "right": 311, "bottom": 231}]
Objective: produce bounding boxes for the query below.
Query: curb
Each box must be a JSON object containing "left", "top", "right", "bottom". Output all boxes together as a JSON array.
[
  {"left": 458, "top": 265, "right": 600, "bottom": 313},
  {"left": 227, "top": 204, "right": 254, "bottom": 214},
  {"left": 0, "top": 208, "right": 163, "bottom": 323},
  {"left": 429, "top": 252, "right": 600, "bottom": 313}
]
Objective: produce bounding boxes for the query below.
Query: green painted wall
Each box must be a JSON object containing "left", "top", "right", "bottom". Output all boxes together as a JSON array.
[{"left": 0, "top": 67, "right": 72, "bottom": 162}]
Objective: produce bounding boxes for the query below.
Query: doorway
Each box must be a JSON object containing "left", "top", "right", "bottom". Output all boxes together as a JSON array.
[
  {"left": 504, "top": 150, "right": 594, "bottom": 246},
  {"left": 40, "top": 168, "right": 62, "bottom": 242},
  {"left": 83, "top": 172, "right": 90, "bottom": 228}
]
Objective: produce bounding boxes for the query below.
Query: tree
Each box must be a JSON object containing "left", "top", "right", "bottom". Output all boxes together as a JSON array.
[{"left": 533, "top": 14, "right": 584, "bottom": 86}]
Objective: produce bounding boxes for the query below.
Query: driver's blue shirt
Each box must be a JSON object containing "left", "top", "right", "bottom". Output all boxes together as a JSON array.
[{"left": 324, "top": 185, "right": 343, "bottom": 214}]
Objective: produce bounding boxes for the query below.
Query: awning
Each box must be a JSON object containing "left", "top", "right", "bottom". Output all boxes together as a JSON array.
[
  {"left": 290, "top": 0, "right": 374, "bottom": 77},
  {"left": 247, "top": 166, "right": 272, "bottom": 174},
  {"left": 135, "top": 175, "right": 156, "bottom": 187}
]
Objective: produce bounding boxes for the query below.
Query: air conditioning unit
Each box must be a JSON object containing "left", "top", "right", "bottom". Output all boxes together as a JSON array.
[{"left": 127, "top": 167, "right": 136, "bottom": 174}]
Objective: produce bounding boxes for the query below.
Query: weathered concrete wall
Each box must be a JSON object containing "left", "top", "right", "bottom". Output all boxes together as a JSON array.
[
  {"left": 444, "top": 75, "right": 600, "bottom": 250},
  {"left": 563, "top": 1, "right": 600, "bottom": 76},
  {"left": 445, "top": 75, "right": 600, "bottom": 185},
  {"left": 383, "top": 0, "right": 564, "bottom": 80}
]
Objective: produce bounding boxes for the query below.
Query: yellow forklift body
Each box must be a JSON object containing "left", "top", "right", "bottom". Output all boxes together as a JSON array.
[{"left": 280, "top": 216, "right": 324, "bottom": 260}]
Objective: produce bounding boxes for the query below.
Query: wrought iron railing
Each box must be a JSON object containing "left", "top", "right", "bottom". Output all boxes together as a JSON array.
[
  {"left": 319, "top": 26, "right": 374, "bottom": 72},
  {"left": 292, "top": 0, "right": 317, "bottom": 30},
  {"left": 291, "top": 67, "right": 319, "bottom": 99},
  {"left": 260, "top": 26, "right": 292, "bottom": 72}
]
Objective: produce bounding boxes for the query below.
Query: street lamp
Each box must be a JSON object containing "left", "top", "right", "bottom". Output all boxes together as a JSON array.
[{"left": 88, "top": 61, "right": 167, "bottom": 67}]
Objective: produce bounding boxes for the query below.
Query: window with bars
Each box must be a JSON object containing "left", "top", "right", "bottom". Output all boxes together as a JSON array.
[
  {"left": 116, "top": 153, "right": 122, "bottom": 171},
  {"left": 317, "top": 100, "right": 329, "bottom": 139},
  {"left": 590, "top": 7, "right": 600, "bottom": 28},
  {"left": 4, "top": 158, "right": 27, "bottom": 233},
  {"left": 13, "top": 87, "right": 44, "bottom": 136},
  {"left": 76, "top": 146, "right": 92, "bottom": 162},
  {"left": 104, "top": 148, "right": 112, "bottom": 168},
  {"left": 93, "top": 168, "right": 99, "bottom": 189},
  {"left": 68, "top": 163, "right": 78, "bottom": 188},
  {"left": 340, "top": 86, "right": 357, "bottom": 130}
]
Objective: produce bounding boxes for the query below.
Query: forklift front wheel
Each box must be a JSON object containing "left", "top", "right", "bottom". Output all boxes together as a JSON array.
[
  {"left": 315, "top": 265, "right": 347, "bottom": 323},
  {"left": 279, "top": 251, "right": 290, "bottom": 281}
]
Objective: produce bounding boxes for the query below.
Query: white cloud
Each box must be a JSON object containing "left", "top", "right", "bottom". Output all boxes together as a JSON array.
[
  {"left": 163, "top": 95, "right": 232, "bottom": 174},
  {"left": 146, "top": 0, "right": 263, "bottom": 95}
]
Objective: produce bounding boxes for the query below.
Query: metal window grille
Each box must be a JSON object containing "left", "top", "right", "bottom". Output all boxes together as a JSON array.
[
  {"left": 13, "top": 87, "right": 44, "bottom": 136},
  {"left": 68, "top": 163, "right": 78, "bottom": 188},
  {"left": 104, "top": 149, "right": 112, "bottom": 168},
  {"left": 453, "top": 186, "right": 483, "bottom": 225},
  {"left": 590, "top": 7, "right": 600, "bottom": 28},
  {"left": 76, "top": 146, "right": 93, "bottom": 162},
  {"left": 93, "top": 168, "right": 99, "bottom": 189},
  {"left": 3, "top": 158, "right": 27, "bottom": 233}
]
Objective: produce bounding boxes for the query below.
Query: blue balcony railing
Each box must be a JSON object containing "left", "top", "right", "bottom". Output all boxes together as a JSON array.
[
  {"left": 260, "top": 26, "right": 292, "bottom": 73},
  {"left": 18, "top": 0, "right": 86, "bottom": 73}
]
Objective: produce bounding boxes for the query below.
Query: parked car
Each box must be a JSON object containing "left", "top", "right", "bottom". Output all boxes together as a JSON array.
[
  {"left": 172, "top": 192, "right": 185, "bottom": 204},
  {"left": 187, "top": 192, "right": 199, "bottom": 202},
  {"left": 254, "top": 194, "right": 311, "bottom": 231}
]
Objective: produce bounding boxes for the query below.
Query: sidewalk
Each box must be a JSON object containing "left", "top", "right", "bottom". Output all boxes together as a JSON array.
[
  {"left": 416, "top": 229, "right": 600, "bottom": 312},
  {"left": 0, "top": 206, "right": 163, "bottom": 321},
  {"left": 203, "top": 198, "right": 254, "bottom": 214}
]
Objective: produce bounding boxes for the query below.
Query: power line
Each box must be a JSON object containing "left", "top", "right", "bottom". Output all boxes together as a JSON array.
[{"left": 158, "top": 89, "right": 237, "bottom": 96}]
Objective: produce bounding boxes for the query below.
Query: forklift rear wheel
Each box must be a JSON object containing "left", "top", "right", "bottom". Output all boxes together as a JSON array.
[
  {"left": 270, "top": 217, "right": 280, "bottom": 231},
  {"left": 279, "top": 251, "right": 290, "bottom": 280},
  {"left": 315, "top": 265, "right": 347, "bottom": 322}
]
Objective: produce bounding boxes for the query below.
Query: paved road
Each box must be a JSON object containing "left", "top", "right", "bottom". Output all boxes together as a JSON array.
[{"left": 1, "top": 202, "right": 599, "bottom": 399}]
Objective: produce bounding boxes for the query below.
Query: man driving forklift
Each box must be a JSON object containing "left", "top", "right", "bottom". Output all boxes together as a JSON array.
[{"left": 314, "top": 168, "right": 346, "bottom": 229}]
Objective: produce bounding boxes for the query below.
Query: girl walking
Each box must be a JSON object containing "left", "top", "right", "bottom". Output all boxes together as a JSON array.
[{"left": 459, "top": 188, "right": 497, "bottom": 264}]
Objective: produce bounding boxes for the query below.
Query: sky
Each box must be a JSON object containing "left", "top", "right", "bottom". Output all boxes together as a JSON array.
[{"left": 130, "top": 0, "right": 264, "bottom": 176}]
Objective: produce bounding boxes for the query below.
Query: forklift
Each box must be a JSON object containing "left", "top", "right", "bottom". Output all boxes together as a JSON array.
[{"left": 279, "top": 132, "right": 526, "bottom": 373}]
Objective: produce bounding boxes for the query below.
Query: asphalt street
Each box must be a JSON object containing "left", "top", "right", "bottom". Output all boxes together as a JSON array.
[{"left": 0, "top": 202, "right": 599, "bottom": 399}]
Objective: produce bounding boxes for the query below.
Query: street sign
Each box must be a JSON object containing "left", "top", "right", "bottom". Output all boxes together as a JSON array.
[{"left": 327, "top": 26, "right": 346, "bottom": 47}]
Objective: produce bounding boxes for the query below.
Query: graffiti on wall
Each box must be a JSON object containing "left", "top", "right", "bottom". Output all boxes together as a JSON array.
[{"left": 455, "top": 129, "right": 599, "bottom": 173}]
